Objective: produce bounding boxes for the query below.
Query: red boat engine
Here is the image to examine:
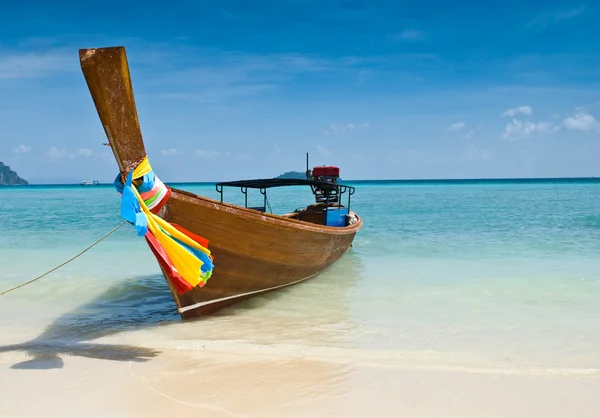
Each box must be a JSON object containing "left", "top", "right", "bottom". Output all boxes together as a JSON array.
[
  {"left": 311, "top": 165, "right": 340, "bottom": 183},
  {"left": 308, "top": 165, "right": 340, "bottom": 205}
]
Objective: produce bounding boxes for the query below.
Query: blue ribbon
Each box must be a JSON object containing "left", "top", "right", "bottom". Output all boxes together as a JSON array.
[{"left": 116, "top": 171, "right": 149, "bottom": 236}]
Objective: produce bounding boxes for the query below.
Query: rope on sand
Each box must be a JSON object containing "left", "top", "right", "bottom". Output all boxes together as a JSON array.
[{"left": 0, "top": 221, "right": 127, "bottom": 296}]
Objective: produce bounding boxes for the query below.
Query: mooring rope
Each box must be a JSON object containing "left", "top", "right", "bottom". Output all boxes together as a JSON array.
[{"left": 0, "top": 221, "right": 127, "bottom": 296}]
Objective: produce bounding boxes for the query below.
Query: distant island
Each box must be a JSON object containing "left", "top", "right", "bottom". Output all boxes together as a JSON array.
[
  {"left": 275, "top": 171, "right": 307, "bottom": 179},
  {"left": 0, "top": 162, "right": 28, "bottom": 185}
]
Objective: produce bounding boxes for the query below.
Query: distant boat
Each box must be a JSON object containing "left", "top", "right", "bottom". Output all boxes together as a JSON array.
[
  {"left": 80, "top": 180, "right": 99, "bottom": 186},
  {"left": 78, "top": 46, "right": 363, "bottom": 319}
]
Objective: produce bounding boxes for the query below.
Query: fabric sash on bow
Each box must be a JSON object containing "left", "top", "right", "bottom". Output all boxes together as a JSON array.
[{"left": 118, "top": 156, "right": 214, "bottom": 294}]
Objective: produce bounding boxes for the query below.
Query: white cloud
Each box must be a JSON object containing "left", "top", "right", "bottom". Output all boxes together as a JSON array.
[
  {"left": 0, "top": 49, "right": 74, "bottom": 79},
  {"left": 161, "top": 84, "right": 275, "bottom": 103},
  {"left": 525, "top": 6, "right": 584, "bottom": 28},
  {"left": 462, "top": 130, "right": 474, "bottom": 140},
  {"left": 448, "top": 122, "right": 465, "bottom": 132},
  {"left": 501, "top": 118, "right": 559, "bottom": 140},
  {"left": 324, "top": 123, "right": 369, "bottom": 136},
  {"left": 554, "top": 6, "right": 585, "bottom": 21},
  {"left": 196, "top": 149, "right": 221, "bottom": 159},
  {"left": 76, "top": 148, "right": 93, "bottom": 158},
  {"left": 391, "top": 29, "right": 425, "bottom": 42},
  {"left": 501, "top": 106, "right": 533, "bottom": 117},
  {"left": 562, "top": 109, "right": 599, "bottom": 132},
  {"left": 46, "top": 146, "right": 75, "bottom": 160},
  {"left": 161, "top": 148, "right": 182, "bottom": 156},
  {"left": 155, "top": 49, "right": 363, "bottom": 103},
  {"left": 45, "top": 146, "right": 98, "bottom": 160},
  {"left": 12, "top": 144, "right": 31, "bottom": 155},
  {"left": 316, "top": 145, "right": 331, "bottom": 156}
]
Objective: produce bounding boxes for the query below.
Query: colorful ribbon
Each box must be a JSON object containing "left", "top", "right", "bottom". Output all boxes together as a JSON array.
[{"left": 117, "top": 156, "right": 214, "bottom": 294}]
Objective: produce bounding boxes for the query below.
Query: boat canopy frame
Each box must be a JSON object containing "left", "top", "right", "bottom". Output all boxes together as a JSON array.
[{"left": 215, "top": 178, "right": 355, "bottom": 213}]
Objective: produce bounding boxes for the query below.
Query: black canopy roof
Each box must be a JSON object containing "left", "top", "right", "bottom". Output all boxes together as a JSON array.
[{"left": 215, "top": 178, "right": 354, "bottom": 191}]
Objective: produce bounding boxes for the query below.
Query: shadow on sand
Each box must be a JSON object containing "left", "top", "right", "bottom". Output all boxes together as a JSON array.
[
  {"left": 0, "top": 274, "right": 179, "bottom": 370},
  {"left": 1, "top": 249, "right": 367, "bottom": 371}
]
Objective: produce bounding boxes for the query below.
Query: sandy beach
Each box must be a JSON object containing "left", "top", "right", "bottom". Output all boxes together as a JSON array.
[{"left": 2, "top": 345, "right": 599, "bottom": 418}]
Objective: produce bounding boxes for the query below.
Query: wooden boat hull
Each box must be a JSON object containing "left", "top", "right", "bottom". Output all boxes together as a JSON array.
[
  {"left": 78, "top": 46, "right": 363, "bottom": 319},
  {"left": 161, "top": 188, "right": 362, "bottom": 319}
]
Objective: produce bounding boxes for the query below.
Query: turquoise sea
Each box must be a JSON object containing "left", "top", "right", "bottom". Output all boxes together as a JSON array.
[{"left": 1, "top": 179, "right": 599, "bottom": 374}]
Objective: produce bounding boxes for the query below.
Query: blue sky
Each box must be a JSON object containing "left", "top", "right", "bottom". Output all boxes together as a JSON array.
[{"left": 1, "top": 0, "right": 599, "bottom": 183}]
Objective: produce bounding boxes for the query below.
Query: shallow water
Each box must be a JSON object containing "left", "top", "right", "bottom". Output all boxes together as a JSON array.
[{"left": 1, "top": 180, "right": 599, "bottom": 375}]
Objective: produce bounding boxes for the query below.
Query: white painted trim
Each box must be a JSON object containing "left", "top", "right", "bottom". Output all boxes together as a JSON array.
[{"left": 178, "top": 272, "right": 319, "bottom": 314}]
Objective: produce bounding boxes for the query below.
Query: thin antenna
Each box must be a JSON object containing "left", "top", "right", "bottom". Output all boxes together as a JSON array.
[{"left": 306, "top": 152, "right": 310, "bottom": 179}]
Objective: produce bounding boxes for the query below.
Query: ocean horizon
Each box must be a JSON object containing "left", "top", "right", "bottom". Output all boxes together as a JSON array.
[{"left": 2, "top": 175, "right": 600, "bottom": 189}]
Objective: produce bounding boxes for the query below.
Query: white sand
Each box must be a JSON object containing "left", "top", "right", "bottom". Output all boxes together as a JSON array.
[
  {"left": 1, "top": 347, "right": 599, "bottom": 418},
  {"left": 1, "top": 280, "right": 598, "bottom": 417}
]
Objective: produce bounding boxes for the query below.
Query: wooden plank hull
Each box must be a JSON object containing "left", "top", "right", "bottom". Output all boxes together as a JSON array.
[
  {"left": 78, "top": 46, "right": 363, "bottom": 319},
  {"left": 162, "top": 189, "right": 362, "bottom": 319}
]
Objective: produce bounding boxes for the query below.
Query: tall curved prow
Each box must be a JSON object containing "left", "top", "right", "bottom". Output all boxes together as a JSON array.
[
  {"left": 79, "top": 46, "right": 187, "bottom": 313},
  {"left": 79, "top": 47, "right": 147, "bottom": 175}
]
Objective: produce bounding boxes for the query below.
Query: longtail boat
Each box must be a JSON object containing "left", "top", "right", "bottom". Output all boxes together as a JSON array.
[{"left": 78, "top": 46, "right": 363, "bottom": 319}]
